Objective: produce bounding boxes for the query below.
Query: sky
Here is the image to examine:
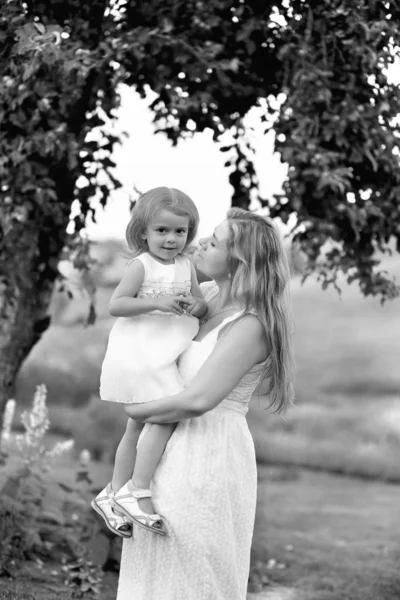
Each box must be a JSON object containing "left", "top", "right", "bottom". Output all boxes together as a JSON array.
[{"left": 81, "top": 85, "right": 288, "bottom": 241}]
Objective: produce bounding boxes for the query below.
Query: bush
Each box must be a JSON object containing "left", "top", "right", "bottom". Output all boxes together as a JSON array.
[
  {"left": 0, "top": 386, "right": 110, "bottom": 593},
  {"left": 0, "top": 387, "right": 77, "bottom": 573}
]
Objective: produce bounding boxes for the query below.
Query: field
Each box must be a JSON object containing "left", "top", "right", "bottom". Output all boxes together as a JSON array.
[
  {"left": 1, "top": 242, "right": 399, "bottom": 599},
  {"left": 249, "top": 257, "right": 400, "bottom": 482},
  {"left": 13, "top": 241, "right": 400, "bottom": 480}
]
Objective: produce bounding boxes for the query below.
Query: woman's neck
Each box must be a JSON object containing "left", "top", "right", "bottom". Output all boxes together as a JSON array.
[{"left": 212, "top": 278, "right": 236, "bottom": 310}]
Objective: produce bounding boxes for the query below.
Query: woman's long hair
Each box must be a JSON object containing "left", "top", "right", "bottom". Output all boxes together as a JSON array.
[
  {"left": 226, "top": 208, "right": 295, "bottom": 413},
  {"left": 126, "top": 187, "right": 199, "bottom": 257}
]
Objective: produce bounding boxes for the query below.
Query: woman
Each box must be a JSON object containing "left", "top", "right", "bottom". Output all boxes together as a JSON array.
[{"left": 115, "top": 208, "right": 294, "bottom": 600}]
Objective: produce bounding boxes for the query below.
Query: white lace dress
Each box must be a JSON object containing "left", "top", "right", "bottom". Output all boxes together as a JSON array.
[
  {"left": 100, "top": 252, "right": 198, "bottom": 404},
  {"left": 116, "top": 284, "right": 267, "bottom": 600}
]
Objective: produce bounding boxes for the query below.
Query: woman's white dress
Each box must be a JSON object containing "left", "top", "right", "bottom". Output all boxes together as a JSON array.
[
  {"left": 116, "top": 284, "right": 267, "bottom": 600},
  {"left": 100, "top": 252, "right": 198, "bottom": 404}
]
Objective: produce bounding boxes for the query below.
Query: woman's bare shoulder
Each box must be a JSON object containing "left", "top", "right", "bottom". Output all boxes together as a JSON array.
[{"left": 219, "top": 314, "right": 268, "bottom": 363}]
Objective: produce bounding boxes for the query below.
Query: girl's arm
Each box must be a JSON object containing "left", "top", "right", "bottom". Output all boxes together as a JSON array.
[
  {"left": 123, "top": 315, "right": 269, "bottom": 422},
  {"left": 109, "top": 260, "right": 152, "bottom": 317},
  {"left": 110, "top": 260, "right": 189, "bottom": 317},
  {"left": 185, "top": 262, "right": 208, "bottom": 318}
]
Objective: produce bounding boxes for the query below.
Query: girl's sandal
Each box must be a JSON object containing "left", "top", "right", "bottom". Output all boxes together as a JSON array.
[
  {"left": 113, "top": 480, "right": 167, "bottom": 536},
  {"left": 91, "top": 483, "right": 133, "bottom": 539}
]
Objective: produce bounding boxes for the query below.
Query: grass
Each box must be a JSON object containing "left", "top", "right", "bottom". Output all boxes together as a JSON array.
[
  {"left": 0, "top": 567, "right": 117, "bottom": 600},
  {"left": 12, "top": 240, "right": 400, "bottom": 479},
  {"left": 1, "top": 457, "right": 399, "bottom": 600},
  {"left": 3, "top": 242, "right": 400, "bottom": 598}
]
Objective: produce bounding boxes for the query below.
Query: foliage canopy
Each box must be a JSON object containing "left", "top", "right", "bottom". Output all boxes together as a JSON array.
[
  {"left": 1, "top": 0, "right": 400, "bottom": 417},
  {"left": 1, "top": 1, "right": 400, "bottom": 301}
]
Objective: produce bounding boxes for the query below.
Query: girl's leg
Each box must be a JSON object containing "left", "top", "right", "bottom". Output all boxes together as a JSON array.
[
  {"left": 131, "top": 422, "right": 177, "bottom": 514},
  {"left": 111, "top": 418, "right": 143, "bottom": 491},
  {"left": 92, "top": 417, "right": 142, "bottom": 537}
]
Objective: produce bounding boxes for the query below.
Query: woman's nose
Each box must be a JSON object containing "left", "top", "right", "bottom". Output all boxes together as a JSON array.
[{"left": 199, "top": 237, "right": 207, "bottom": 248}]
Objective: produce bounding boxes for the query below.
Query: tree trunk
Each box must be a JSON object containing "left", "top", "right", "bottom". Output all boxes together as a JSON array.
[
  {"left": 0, "top": 0, "right": 110, "bottom": 433},
  {"left": 0, "top": 205, "right": 70, "bottom": 427}
]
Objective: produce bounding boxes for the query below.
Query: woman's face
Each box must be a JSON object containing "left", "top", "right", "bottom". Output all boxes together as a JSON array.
[{"left": 196, "top": 219, "right": 231, "bottom": 280}]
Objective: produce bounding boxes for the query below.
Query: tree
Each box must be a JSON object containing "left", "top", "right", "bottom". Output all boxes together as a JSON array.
[{"left": 1, "top": 0, "right": 400, "bottom": 418}]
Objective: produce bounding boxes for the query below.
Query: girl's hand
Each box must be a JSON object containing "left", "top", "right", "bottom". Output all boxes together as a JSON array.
[
  {"left": 185, "top": 296, "right": 208, "bottom": 318},
  {"left": 155, "top": 294, "right": 191, "bottom": 315}
]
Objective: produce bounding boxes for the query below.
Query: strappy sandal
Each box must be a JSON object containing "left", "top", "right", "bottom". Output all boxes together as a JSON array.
[
  {"left": 113, "top": 480, "right": 167, "bottom": 536},
  {"left": 91, "top": 483, "right": 133, "bottom": 538}
]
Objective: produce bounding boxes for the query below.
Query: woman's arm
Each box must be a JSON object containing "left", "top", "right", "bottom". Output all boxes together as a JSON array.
[{"left": 123, "top": 315, "right": 268, "bottom": 423}]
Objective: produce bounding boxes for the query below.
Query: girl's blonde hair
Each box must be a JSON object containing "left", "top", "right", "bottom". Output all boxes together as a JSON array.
[
  {"left": 126, "top": 187, "right": 199, "bottom": 257},
  {"left": 226, "top": 208, "right": 295, "bottom": 413}
]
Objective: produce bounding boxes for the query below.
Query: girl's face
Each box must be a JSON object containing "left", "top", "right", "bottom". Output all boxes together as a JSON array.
[
  {"left": 196, "top": 220, "right": 231, "bottom": 280},
  {"left": 142, "top": 209, "right": 190, "bottom": 264}
]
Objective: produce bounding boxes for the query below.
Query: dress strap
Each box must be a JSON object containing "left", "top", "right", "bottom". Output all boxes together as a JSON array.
[
  {"left": 126, "top": 253, "right": 149, "bottom": 277},
  {"left": 174, "top": 254, "right": 192, "bottom": 284},
  {"left": 215, "top": 310, "right": 245, "bottom": 339},
  {"left": 217, "top": 311, "right": 271, "bottom": 369},
  {"left": 216, "top": 309, "right": 267, "bottom": 344}
]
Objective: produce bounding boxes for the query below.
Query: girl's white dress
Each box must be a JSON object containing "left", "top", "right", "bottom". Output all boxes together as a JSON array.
[
  {"left": 116, "top": 283, "right": 267, "bottom": 600},
  {"left": 100, "top": 252, "right": 199, "bottom": 404}
]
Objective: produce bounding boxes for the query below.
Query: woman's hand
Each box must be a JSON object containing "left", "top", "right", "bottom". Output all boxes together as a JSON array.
[{"left": 124, "top": 395, "right": 200, "bottom": 423}]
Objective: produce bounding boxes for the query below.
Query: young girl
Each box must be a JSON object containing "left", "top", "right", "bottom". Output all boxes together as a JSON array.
[{"left": 92, "top": 187, "right": 207, "bottom": 538}]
